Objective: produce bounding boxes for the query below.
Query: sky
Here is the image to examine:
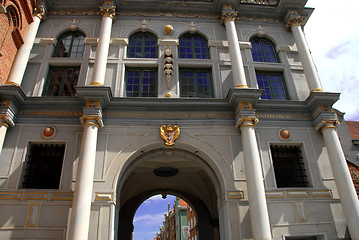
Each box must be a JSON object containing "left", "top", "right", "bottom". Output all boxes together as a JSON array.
[
  {"left": 304, "top": 0, "right": 359, "bottom": 120},
  {"left": 133, "top": 2, "right": 358, "bottom": 239},
  {"left": 133, "top": 194, "right": 176, "bottom": 240}
]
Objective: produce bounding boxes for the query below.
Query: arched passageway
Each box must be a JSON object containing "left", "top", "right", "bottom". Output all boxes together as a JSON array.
[{"left": 115, "top": 148, "right": 222, "bottom": 240}]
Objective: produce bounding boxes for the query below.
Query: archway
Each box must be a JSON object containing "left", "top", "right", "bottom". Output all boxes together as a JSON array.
[{"left": 115, "top": 148, "right": 222, "bottom": 240}]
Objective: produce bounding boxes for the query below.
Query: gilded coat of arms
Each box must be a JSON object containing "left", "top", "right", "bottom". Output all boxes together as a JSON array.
[{"left": 160, "top": 124, "right": 180, "bottom": 146}]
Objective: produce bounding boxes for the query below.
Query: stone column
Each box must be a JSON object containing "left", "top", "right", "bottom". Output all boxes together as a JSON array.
[
  {"left": 0, "top": 100, "right": 15, "bottom": 156},
  {"left": 5, "top": 5, "right": 45, "bottom": 86},
  {"left": 67, "top": 101, "right": 103, "bottom": 240},
  {"left": 237, "top": 105, "right": 271, "bottom": 240},
  {"left": 316, "top": 118, "right": 359, "bottom": 239},
  {"left": 285, "top": 13, "right": 323, "bottom": 94},
  {"left": 221, "top": 6, "right": 248, "bottom": 88},
  {"left": 90, "top": 5, "right": 116, "bottom": 86}
]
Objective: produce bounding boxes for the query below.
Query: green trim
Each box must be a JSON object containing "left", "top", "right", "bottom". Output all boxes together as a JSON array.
[
  {"left": 256, "top": 71, "right": 288, "bottom": 100},
  {"left": 53, "top": 31, "right": 85, "bottom": 58},
  {"left": 124, "top": 67, "right": 158, "bottom": 97},
  {"left": 127, "top": 32, "right": 158, "bottom": 58}
]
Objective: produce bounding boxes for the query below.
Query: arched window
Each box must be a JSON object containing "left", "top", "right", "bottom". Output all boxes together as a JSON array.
[
  {"left": 179, "top": 33, "right": 209, "bottom": 59},
  {"left": 127, "top": 32, "right": 157, "bottom": 58},
  {"left": 53, "top": 31, "right": 85, "bottom": 58},
  {"left": 250, "top": 37, "right": 278, "bottom": 63},
  {"left": 6, "top": 5, "right": 20, "bottom": 29}
]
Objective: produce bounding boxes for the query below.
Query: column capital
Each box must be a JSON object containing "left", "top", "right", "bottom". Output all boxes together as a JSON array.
[
  {"left": 33, "top": 5, "right": 46, "bottom": 20},
  {"left": 100, "top": 5, "right": 116, "bottom": 19},
  {"left": 80, "top": 101, "right": 104, "bottom": 128},
  {"left": 0, "top": 100, "right": 15, "bottom": 128},
  {"left": 234, "top": 104, "right": 258, "bottom": 129},
  {"left": 315, "top": 119, "right": 340, "bottom": 132},
  {"left": 285, "top": 12, "right": 304, "bottom": 30},
  {"left": 221, "top": 5, "right": 237, "bottom": 25}
]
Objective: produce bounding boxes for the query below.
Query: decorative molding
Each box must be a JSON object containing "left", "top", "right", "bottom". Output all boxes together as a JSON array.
[
  {"left": 26, "top": 204, "right": 40, "bottom": 228},
  {"left": 95, "top": 193, "right": 112, "bottom": 201},
  {"left": 188, "top": 22, "right": 197, "bottom": 34},
  {"left": 266, "top": 191, "right": 285, "bottom": 199},
  {"left": 285, "top": 14, "right": 305, "bottom": 30},
  {"left": 227, "top": 191, "right": 244, "bottom": 200},
  {"left": 294, "top": 202, "right": 307, "bottom": 223},
  {"left": 139, "top": 19, "right": 149, "bottom": 32},
  {"left": 165, "top": 25, "right": 173, "bottom": 35},
  {"left": 278, "top": 129, "right": 291, "bottom": 141},
  {"left": 310, "top": 190, "right": 332, "bottom": 198},
  {"left": 100, "top": 5, "right": 116, "bottom": 19},
  {"left": 0, "top": 192, "right": 22, "bottom": 200},
  {"left": 70, "top": 19, "right": 80, "bottom": 31},
  {"left": 84, "top": 38, "right": 99, "bottom": 44},
  {"left": 221, "top": 5, "right": 237, "bottom": 25},
  {"left": 158, "top": 39, "right": 179, "bottom": 46},
  {"left": 39, "top": 38, "right": 56, "bottom": 44},
  {"left": 25, "top": 192, "right": 48, "bottom": 200},
  {"left": 287, "top": 191, "right": 309, "bottom": 198},
  {"left": 33, "top": 5, "right": 45, "bottom": 20},
  {"left": 112, "top": 38, "right": 128, "bottom": 45},
  {"left": 160, "top": 124, "right": 180, "bottom": 146},
  {"left": 164, "top": 49, "right": 174, "bottom": 90},
  {"left": 42, "top": 126, "right": 56, "bottom": 139}
]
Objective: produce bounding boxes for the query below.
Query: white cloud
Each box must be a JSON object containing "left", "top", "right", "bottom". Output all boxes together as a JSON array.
[
  {"left": 133, "top": 213, "right": 165, "bottom": 223},
  {"left": 305, "top": 0, "right": 359, "bottom": 120}
]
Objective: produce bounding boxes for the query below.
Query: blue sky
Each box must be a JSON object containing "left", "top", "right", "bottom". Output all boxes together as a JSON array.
[
  {"left": 133, "top": 194, "right": 176, "bottom": 240},
  {"left": 133, "top": 2, "right": 357, "bottom": 239},
  {"left": 305, "top": 0, "right": 359, "bottom": 120}
]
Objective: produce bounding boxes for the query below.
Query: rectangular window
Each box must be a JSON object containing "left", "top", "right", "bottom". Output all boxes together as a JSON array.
[
  {"left": 180, "top": 68, "right": 213, "bottom": 98},
  {"left": 43, "top": 67, "right": 79, "bottom": 96},
  {"left": 125, "top": 68, "right": 157, "bottom": 97},
  {"left": 256, "top": 72, "right": 287, "bottom": 100},
  {"left": 270, "top": 145, "right": 309, "bottom": 188},
  {"left": 20, "top": 143, "right": 65, "bottom": 189}
]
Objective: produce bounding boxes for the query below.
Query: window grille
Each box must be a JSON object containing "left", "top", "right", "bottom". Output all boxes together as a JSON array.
[
  {"left": 251, "top": 38, "right": 278, "bottom": 63},
  {"left": 128, "top": 32, "right": 157, "bottom": 58},
  {"left": 179, "top": 34, "right": 209, "bottom": 59},
  {"left": 180, "top": 69, "right": 213, "bottom": 98},
  {"left": 43, "top": 67, "right": 79, "bottom": 97},
  {"left": 21, "top": 143, "right": 65, "bottom": 189},
  {"left": 125, "top": 68, "right": 157, "bottom": 97},
  {"left": 53, "top": 31, "right": 85, "bottom": 58},
  {"left": 256, "top": 72, "right": 287, "bottom": 100},
  {"left": 270, "top": 145, "right": 309, "bottom": 188}
]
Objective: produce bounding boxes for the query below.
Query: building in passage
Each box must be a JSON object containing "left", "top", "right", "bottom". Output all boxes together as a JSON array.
[{"left": 0, "top": 0, "right": 359, "bottom": 239}]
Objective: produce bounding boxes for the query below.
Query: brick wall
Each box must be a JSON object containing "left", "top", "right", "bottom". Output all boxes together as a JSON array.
[
  {"left": 0, "top": 0, "right": 35, "bottom": 85},
  {"left": 348, "top": 161, "right": 359, "bottom": 199}
]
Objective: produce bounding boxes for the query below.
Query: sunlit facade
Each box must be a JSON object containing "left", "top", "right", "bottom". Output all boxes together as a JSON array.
[{"left": 0, "top": 0, "right": 359, "bottom": 239}]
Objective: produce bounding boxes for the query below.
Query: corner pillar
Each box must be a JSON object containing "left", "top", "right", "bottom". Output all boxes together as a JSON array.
[
  {"left": 5, "top": 5, "right": 45, "bottom": 86},
  {"left": 221, "top": 6, "right": 248, "bottom": 88},
  {"left": 236, "top": 103, "right": 271, "bottom": 240},
  {"left": 285, "top": 12, "right": 323, "bottom": 95},
  {"left": 90, "top": 4, "right": 116, "bottom": 86},
  {"left": 67, "top": 101, "right": 103, "bottom": 240},
  {"left": 315, "top": 113, "right": 359, "bottom": 239}
]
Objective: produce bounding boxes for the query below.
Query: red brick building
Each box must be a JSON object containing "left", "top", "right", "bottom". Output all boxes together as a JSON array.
[
  {"left": 345, "top": 121, "right": 359, "bottom": 198},
  {"left": 0, "top": 0, "right": 36, "bottom": 84}
]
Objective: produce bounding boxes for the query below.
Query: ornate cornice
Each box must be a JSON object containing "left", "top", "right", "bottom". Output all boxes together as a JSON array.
[
  {"left": 100, "top": 5, "right": 116, "bottom": 19},
  {"left": 33, "top": 5, "right": 45, "bottom": 20},
  {"left": 221, "top": 6, "right": 238, "bottom": 25},
  {"left": 285, "top": 14, "right": 304, "bottom": 30}
]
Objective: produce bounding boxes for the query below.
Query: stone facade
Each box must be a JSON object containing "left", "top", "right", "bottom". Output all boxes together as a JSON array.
[{"left": 0, "top": 0, "right": 358, "bottom": 240}]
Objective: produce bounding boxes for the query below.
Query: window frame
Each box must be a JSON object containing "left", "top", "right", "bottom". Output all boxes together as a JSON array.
[
  {"left": 19, "top": 142, "right": 65, "bottom": 189},
  {"left": 178, "top": 33, "right": 209, "bottom": 59},
  {"left": 124, "top": 67, "right": 158, "bottom": 97},
  {"left": 42, "top": 66, "right": 80, "bottom": 97},
  {"left": 179, "top": 68, "right": 214, "bottom": 98},
  {"left": 53, "top": 31, "right": 85, "bottom": 58},
  {"left": 127, "top": 32, "right": 158, "bottom": 59},
  {"left": 250, "top": 37, "right": 279, "bottom": 63},
  {"left": 256, "top": 71, "right": 288, "bottom": 100}
]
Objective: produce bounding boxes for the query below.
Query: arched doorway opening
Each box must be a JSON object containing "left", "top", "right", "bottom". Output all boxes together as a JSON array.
[{"left": 116, "top": 148, "right": 222, "bottom": 240}]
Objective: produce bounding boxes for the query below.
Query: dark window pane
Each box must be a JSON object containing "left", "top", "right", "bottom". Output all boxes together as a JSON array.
[
  {"left": 125, "top": 68, "right": 157, "bottom": 97},
  {"left": 179, "top": 34, "right": 209, "bottom": 59},
  {"left": 43, "top": 67, "right": 79, "bottom": 97},
  {"left": 128, "top": 33, "right": 157, "bottom": 58},
  {"left": 54, "top": 32, "right": 85, "bottom": 58},
  {"left": 256, "top": 72, "right": 287, "bottom": 100},
  {"left": 271, "top": 145, "right": 308, "bottom": 188},
  {"left": 180, "top": 69, "right": 212, "bottom": 98},
  {"left": 250, "top": 38, "right": 278, "bottom": 63},
  {"left": 20, "top": 143, "right": 65, "bottom": 189}
]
